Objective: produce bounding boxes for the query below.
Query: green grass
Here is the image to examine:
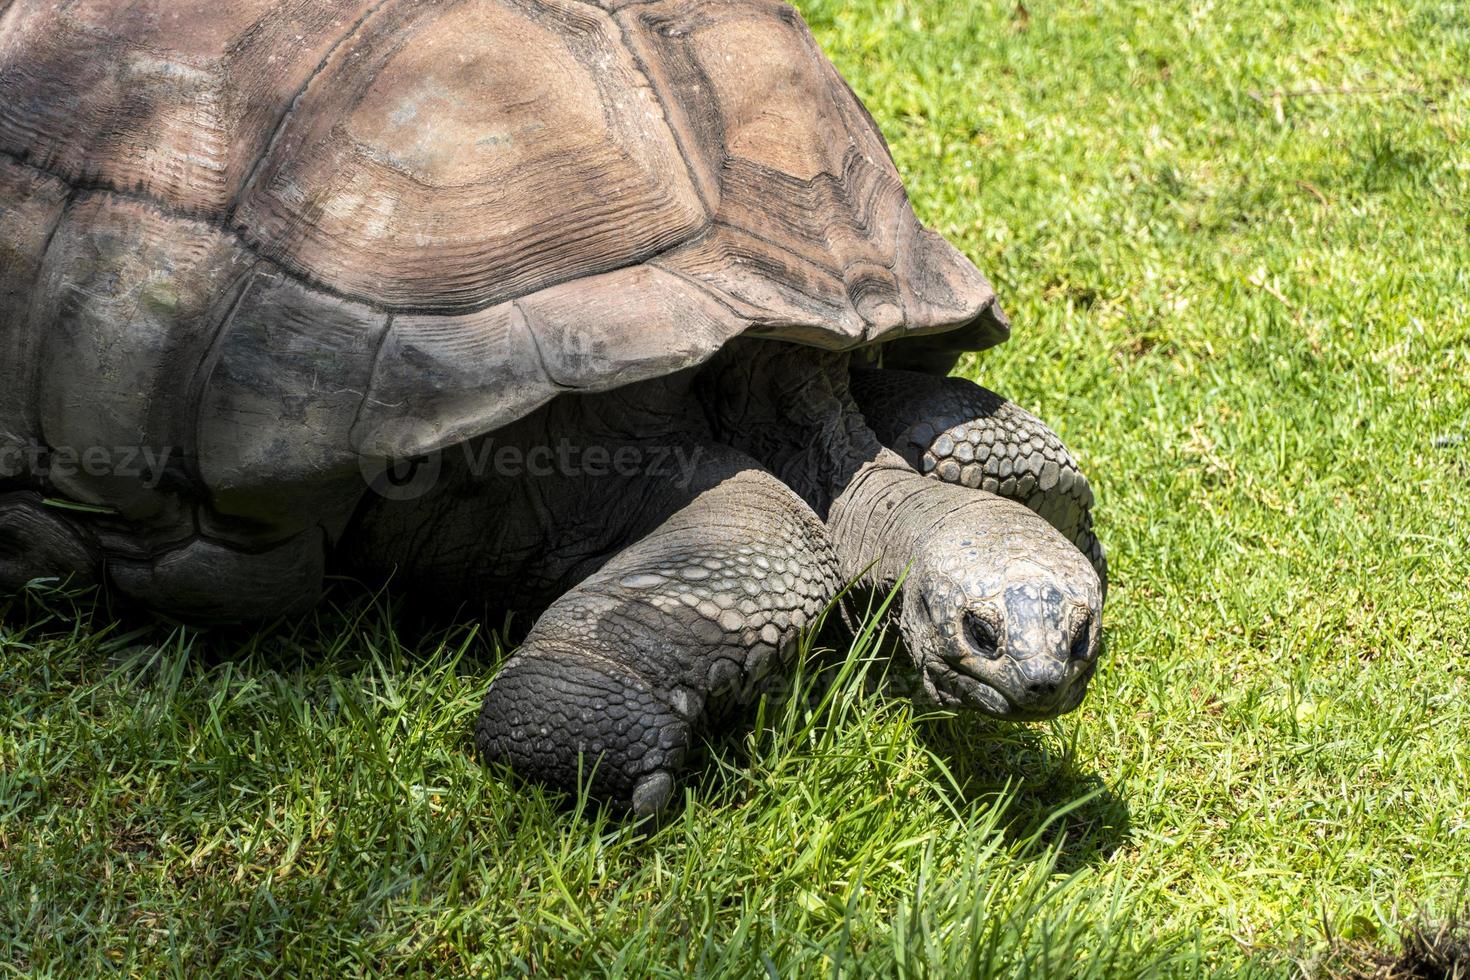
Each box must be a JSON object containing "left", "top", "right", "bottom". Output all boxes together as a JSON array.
[{"left": 3, "top": 0, "right": 1468, "bottom": 974}]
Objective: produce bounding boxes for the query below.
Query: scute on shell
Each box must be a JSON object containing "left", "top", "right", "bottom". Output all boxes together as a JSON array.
[{"left": 0, "top": 0, "right": 1004, "bottom": 528}]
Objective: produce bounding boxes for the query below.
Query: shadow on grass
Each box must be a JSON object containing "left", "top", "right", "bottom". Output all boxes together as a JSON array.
[
  {"left": 850, "top": 626, "right": 1131, "bottom": 873},
  {"left": 683, "top": 621, "right": 1130, "bottom": 871},
  {"left": 0, "top": 579, "right": 503, "bottom": 698},
  {"left": 911, "top": 712, "right": 1131, "bottom": 875}
]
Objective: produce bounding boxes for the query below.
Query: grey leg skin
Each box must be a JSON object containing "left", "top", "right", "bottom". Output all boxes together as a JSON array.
[
  {"left": 849, "top": 368, "right": 1106, "bottom": 589},
  {"left": 475, "top": 458, "right": 840, "bottom": 818}
]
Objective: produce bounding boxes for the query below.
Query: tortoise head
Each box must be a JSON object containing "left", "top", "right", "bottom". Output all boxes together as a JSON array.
[{"left": 898, "top": 498, "right": 1103, "bottom": 720}]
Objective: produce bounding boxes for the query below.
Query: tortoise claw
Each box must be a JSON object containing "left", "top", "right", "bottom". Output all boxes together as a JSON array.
[{"left": 631, "top": 770, "right": 675, "bottom": 823}]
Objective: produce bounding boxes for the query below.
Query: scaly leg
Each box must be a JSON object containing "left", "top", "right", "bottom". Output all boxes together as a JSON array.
[{"left": 474, "top": 451, "right": 839, "bottom": 817}]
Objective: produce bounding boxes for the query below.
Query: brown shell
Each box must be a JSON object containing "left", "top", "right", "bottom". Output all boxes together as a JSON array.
[{"left": 0, "top": 0, "right": 1004, "bottom": 536}]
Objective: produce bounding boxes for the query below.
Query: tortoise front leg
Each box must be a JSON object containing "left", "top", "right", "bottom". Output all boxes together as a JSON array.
[
  {"left": 0, "top": 492, "right": 97, "bottom": 593},
  {"left": 849, "top": 368, "right": 1106, "bottom": 589},
  {"left": 476, "top": 453, "right": 839, "bottom": 818}
]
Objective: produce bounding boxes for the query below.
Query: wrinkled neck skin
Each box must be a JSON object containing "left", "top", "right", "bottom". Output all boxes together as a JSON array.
[{"left": 700, "top": 339, "right": 933, "bottom": 590}]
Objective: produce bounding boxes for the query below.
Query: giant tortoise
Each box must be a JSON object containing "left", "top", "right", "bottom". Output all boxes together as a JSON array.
[{"left": 0, "top": 0, "right": 1105, "bottom": 815}]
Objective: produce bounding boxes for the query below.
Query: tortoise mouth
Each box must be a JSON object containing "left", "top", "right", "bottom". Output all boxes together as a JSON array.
[
  {"left": 902, "top": 555, "right": 1102, "bottom": 721},
  {"left": 924, "top": 657, "right": 1096, "bottom": 720}
]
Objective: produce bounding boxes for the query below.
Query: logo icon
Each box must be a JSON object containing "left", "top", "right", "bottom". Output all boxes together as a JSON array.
[{"left": 356, "top": 418, "right": 445, "bottom": 502}]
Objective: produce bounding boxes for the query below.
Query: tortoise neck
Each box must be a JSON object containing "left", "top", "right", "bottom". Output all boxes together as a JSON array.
[{"left": 698, "top": 339, "right": 886, "bottom": 517}]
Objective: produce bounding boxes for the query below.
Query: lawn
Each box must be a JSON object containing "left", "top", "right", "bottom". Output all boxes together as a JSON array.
[{"left": 3, "top": 0, "right": 1468, "bottom": 974}]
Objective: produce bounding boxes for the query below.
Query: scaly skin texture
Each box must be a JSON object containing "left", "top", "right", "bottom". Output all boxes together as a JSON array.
[
  {"left": 349, "top": 373, "right": 844, "bottom": 816},
  {"left": 475, "top": 460, "right": 839, "bottom": 816},
  {"left": 849, "top": 368, "right": 1107, "bottom": 588},
  {"left": 828, "top": 470, "right": 1100, "bottom": 716}
]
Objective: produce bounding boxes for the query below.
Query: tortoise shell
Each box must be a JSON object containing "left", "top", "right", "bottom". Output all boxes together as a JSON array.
[{"left": 0, "top": 0, "right": 1005, "bottom": 605}]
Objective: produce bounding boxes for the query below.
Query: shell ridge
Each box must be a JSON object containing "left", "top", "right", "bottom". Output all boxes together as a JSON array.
[
  {"left": 345, "top": 311, "right": 399, "bottom": 447},
  {"left": 608, "top": 6, "right": 717, "bottom": 216},
  {"left": 189, "top": 264, "right": 269, "bottom": 486},
  {"left": 517, "top": 300, "right": 581, "bottom": 393},
  {"left": 19, "top": 187, "right": 77, "bottom": 453},
  {"left": 0, "top": 148, "right": 409, "bottom": 314},
  {"left": 222, "top": 0, "right": 404, "bottom": 226},
  {"left": 5, "top": 147, "right": 709, "bottom": 323},
  {"left": 704, "top": 219, "right": 847, "bottom": 290},
  {"left": 644, "top": 259, "right": 752, "bottom": 322}
]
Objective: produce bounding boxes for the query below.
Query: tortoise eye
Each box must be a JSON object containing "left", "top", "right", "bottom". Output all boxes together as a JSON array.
[
  {"left": 1070, "top": 612, "right": 1094, "bottom": 661},
  {"left": 964, "top": 612, "right": 1002, "bottom": 660}
]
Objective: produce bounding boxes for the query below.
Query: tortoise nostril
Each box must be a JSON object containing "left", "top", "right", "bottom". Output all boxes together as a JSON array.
[{"left": 964, "top": 611, "right": 1003, "bottom": 660}]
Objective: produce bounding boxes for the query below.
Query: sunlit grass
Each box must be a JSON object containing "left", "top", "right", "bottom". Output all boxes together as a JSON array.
[{"left": 3, "top": 0, "right": 1468, "bottom": 974}]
